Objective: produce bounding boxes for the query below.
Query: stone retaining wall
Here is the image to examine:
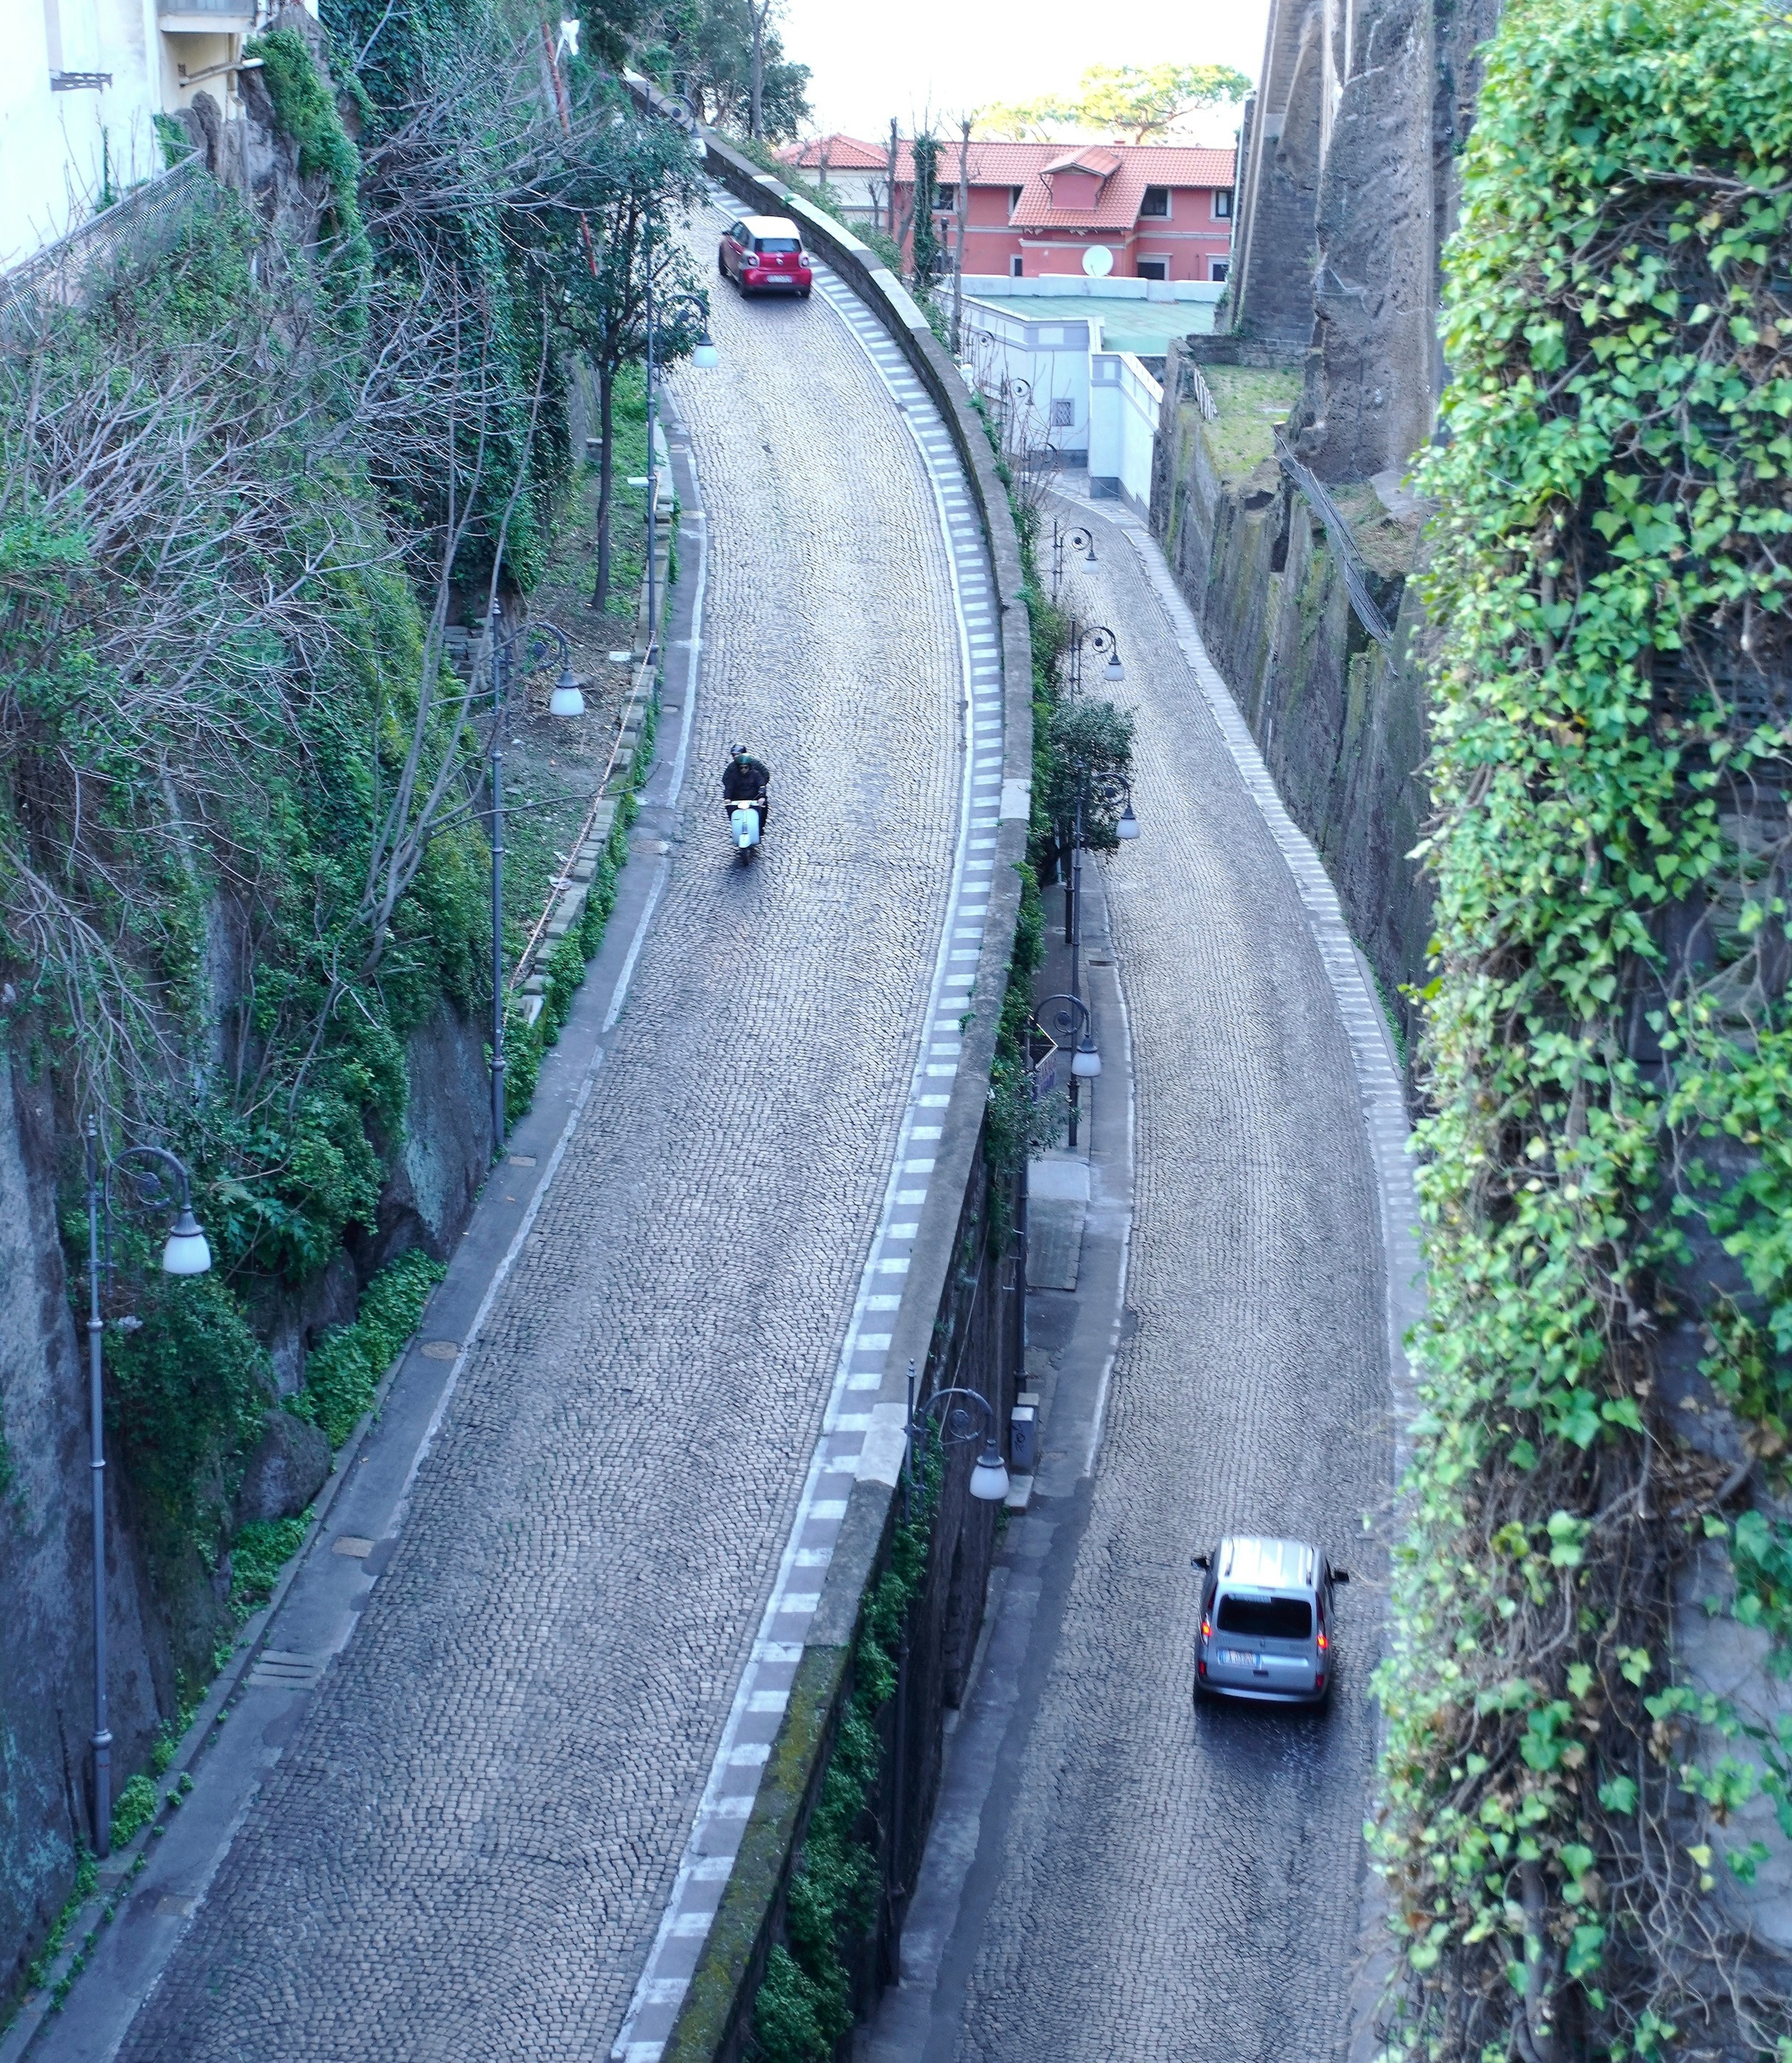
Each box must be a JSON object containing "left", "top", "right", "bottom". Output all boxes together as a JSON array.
[{"left": 1151, "top": 339, "right": 1434, "bottom": 1064}]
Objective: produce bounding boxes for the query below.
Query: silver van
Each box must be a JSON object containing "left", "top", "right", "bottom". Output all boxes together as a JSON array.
[{"left": 1191, "top": 1536, "right": 1347, "bottom": 1705}]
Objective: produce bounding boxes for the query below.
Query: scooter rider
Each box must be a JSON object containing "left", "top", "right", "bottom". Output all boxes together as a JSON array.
[{"left": 721, "top": 744, "right": 770, "bottom": 830}]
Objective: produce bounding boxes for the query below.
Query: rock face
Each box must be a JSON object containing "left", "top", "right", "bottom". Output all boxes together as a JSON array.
[
  {"left": 233, "top": 1410, "right": 332, "bottom": 1530},
  {"left": 1224, "top": 0, "right": 1503, "bottom": 482},
  {"left": 0, "top": 1057, "right": 167, "bottom": 2004},
  {"left": 1152, "top": 390, "right": 1434, "bottom": 1056},
  {"left": 1153, "top": 0, "right": 1504, "bottom": 1055}
]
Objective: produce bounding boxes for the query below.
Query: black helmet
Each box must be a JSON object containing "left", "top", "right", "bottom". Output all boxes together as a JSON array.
[{"left": 731, "top": 743, "right": 751, "bottom": 761}]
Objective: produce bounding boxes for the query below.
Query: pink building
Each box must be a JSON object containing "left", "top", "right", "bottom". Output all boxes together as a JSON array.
[{"left": 782, "top": 137, "right": 1237, "bottom": 283}]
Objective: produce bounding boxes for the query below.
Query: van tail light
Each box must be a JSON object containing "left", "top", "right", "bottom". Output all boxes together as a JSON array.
[
  {"left": 1316, "top": 1630, "right": 1329, "bottom": 1654},
  {"left": 1198, "top": 1659, "right": 1207, "bottom": 1679},
  {"left": 1200, "top": 1617, "right": 1211, "bottom": 1641},
  {"left": 1314, "top": 1673, "right": 1324, "bottom": 1691}
]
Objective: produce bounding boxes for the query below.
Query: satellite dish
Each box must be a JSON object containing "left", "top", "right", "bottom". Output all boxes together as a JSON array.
[{"left": 1083, "top": 246, "right": 1115, "bottom": 278}]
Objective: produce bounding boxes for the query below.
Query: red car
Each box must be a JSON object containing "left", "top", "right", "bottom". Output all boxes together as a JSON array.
[{"left": 718, "top": 214, "right": 812, "bottom": 299}]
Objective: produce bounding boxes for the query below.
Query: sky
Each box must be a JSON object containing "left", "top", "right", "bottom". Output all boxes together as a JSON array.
[{"left": 777, "top": 0, "right": 1273, "bottom": 148}]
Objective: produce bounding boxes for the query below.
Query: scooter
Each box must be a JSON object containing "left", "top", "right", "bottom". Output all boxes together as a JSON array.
[{"left": 727, "top": 793, "right": 766, "bottom": 860}]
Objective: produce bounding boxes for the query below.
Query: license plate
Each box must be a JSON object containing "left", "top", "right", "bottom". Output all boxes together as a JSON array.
[{"left": 1222, "top": 1650, "right": 1257, "bottom": 1667}]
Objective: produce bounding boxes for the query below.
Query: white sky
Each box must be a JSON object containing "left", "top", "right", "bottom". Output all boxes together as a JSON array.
[{"left": 777, "top": 0, "right": 1272, "bottom": 148}]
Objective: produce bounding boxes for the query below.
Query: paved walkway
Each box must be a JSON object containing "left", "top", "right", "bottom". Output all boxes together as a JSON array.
[
  {"left": 91, "top": 225, "right": 988, "bottom": 2063},
  {"left": 873, "top": 490, "right": 1413, "bottom": 2063}
]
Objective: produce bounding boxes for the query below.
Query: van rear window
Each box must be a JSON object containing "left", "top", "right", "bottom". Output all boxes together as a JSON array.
[
  {"left": 755, "top": 238, "right": 801, "bottom": 253},
  {"left": 1217, "top": 1594, "right": 1311, "bottom": 1640}
]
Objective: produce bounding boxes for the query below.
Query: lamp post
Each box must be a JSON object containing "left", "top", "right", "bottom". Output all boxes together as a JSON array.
[
  {"left": 83, "top": 1120, "right": 211, "bottom": 1857},
  {"left": 642, "top": 272, "right": 718, "bottom": 663},
  {"left": 1050, "top": 520, "right": 1099, "bottom": 604},
  {"left": 483, "top": 603, "right": 586, "bottom": 1153},
  {"left": 1064, "top": 620, "right": 1125, "bottom": 697},
  {"left": 903, "top": 1362, "right": 1011, "bottom": 1516}
]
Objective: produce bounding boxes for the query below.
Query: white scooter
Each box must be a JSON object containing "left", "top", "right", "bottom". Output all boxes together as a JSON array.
[{"left": 728, "top": 792, "right": 766, "bottom": 860}]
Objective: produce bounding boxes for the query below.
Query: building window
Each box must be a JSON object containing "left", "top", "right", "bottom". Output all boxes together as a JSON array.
[
  {"left": 1139, "top": 185, "right": 1169, "bottom": 218},
  {"left": 934, "top": 183, "right": 956, "bottom": 213},
  {"left": 1136, "top": 258, "right": 1168, "bottom": 281},
  {"left": 1214, "top": 188, "right": 1234, "bottom": 218},
  {"left": 1009, "top": 185, "right": 1024, "bottom": 217},
  {"left": 1009, "top": 254, "right": 1024, "bottom": 278},
  {"left": 1211, "top": 259, "right": 1230, "bottom": 282},
  {"left": 1050, "top": 398, "right": 1074, "bottom": 427}
]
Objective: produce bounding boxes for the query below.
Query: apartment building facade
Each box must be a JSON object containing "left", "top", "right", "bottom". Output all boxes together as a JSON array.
[{"left": 782, "top": 135, "right": 1237, "bottom": 283}]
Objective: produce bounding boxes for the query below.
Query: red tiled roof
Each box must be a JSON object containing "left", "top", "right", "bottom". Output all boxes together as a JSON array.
[
  {"left": 784, "top": 136, "right": 1236, "bottom": 236},
  {"left": 871, "top": 138, "right": 1235, "bottom": 190},
  {"left": 782, "top": 133, "right": 892, "bottom": 172},
  {"left": 1042, "top": 145, "right": 1122, "bottom": 178}
]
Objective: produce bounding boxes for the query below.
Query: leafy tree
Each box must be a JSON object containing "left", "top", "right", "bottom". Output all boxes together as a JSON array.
[
  {"left": 980, "top": 62, "right": 1251, "bottom": 144},
  {"left": 537, "top": 108, "right": 706, "bottom": 609},
  {"left": 643, "top": 0, "right": 810, "bottom": 140}
]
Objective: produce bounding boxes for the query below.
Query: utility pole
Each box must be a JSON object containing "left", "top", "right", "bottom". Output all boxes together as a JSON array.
[
  {"left": 952, "top": 115, "right": 970, "bottom": 356},
  {"left": 888, "top": 117, "right": 899, "bottom": 240}
]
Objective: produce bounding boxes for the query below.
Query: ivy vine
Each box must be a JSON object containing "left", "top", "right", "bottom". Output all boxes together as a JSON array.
[{"left": 1380, "top": 0, "right": 1792, "bottom": 2055}]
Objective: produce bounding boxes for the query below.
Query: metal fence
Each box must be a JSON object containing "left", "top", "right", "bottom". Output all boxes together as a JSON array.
[
  {"left": 1274, "top": 430, "right": 1394, "bottom": 645},
  {"left": 0, "top": 154, "right": 217, "bottom": 342}
]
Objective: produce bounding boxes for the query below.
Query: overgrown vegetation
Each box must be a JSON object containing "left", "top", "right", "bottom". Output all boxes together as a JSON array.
[
  {"left": 289, "top": 1247, "right": 446, "bottom": 1448},
  {"left": 752, "top": 1447, "right": 943, "bottom": 2063},
  {"left": 1, "top": 0, "right": 694, "bottom": 1783},
  {"left": 1379, "top": 0, "right": 1792, "bottom": 2054}
]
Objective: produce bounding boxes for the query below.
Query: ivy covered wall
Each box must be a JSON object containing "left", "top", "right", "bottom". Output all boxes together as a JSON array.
[{"left": 1379, "top": 0, "right": 1792, "bottom": 2055}]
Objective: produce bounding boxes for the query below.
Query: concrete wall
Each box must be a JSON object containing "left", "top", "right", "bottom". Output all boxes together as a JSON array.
[
  {"left": 1088, "top": 352, "right": 1162, "bottom": 518},
  {"left": 959, "top": 297, "right": 1096, "bottom": 464}
]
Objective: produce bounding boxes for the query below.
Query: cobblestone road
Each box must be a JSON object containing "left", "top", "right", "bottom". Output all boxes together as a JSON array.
[
  {"left": 119, "top": 221, "right": 968, "bottom": 2062},
  {"left": 941, "top": 502, "right": 1392, "bottom": 2063}
]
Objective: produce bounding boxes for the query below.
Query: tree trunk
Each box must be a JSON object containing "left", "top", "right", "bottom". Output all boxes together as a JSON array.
[
  {"left": 749, "top": 4, "right": 765, "bottom": 138},
  {"left": 589, "top": 364, "right": 616, "bottom": 612}
]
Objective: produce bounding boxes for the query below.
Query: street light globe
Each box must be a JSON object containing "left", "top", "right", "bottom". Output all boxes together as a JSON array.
[
  {"left": 970, "top": 1440, "right": 1011, "bottom": 1503},
  {"left": 692, "top": 336, "right": 720, "bottom": 369},
  {"left": 548, "top": 666, "right": 586, "bottom": 718},
  {"left": 161, "top": 1206, "right": 212, "bottom": 1277},
  {"left": 1104, "top": 654, "right": 1126, "bottom": 683},
  {"left": 1117, "top": 803, "right": 1141, "bottom": 840},
  {"left": 1071, "top": 1042, "right": 1102, "bottom": 1079},
  {"left": 1082, "top": 541, "right": 1099, "bottom": 570}
]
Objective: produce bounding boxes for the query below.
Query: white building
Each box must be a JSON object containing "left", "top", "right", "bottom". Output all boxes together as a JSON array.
[
  {"left": 2, "top": 0, "right": 308, "bottom": 273},
  {"left": 958, "top": 275, "right": 1225, "bottom": 516}
]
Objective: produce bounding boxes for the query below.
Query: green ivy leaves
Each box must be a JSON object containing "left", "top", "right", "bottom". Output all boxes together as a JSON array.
[{"left": 1376, "top": 0, "right": 1792, "bottom": 2049}]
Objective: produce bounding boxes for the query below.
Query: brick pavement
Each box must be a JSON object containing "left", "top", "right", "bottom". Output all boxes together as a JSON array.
[
  {"left": 115, "top": 221, "right": 972, "bottom": 2063},
  {"left": 940, "top": 502, "right": 1394, "bottom": 2063}
]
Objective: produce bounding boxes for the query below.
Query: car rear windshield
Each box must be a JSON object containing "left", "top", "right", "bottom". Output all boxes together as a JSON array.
[
  {"left": 755, "top": 238, "right": 801, "bottom": 253},
  {"left": 1217, "top": 1593, "right": 1312, "bottom": 1640}
]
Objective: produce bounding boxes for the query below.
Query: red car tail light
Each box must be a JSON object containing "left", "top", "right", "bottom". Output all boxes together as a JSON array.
[
  {"left": 1316, "top": 1629, "right": 1329, "bottom": 1654},
  {"left": 1200, "top": 1616, "right": 1211, "bottom": 1641}
]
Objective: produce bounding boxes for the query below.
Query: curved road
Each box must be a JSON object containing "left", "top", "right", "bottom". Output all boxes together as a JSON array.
[
  {"left": 110, "top": 222, "right": 980, "bottom": 2061},
  {"left": 902, "top": 494, "right": 1396, "bottom": 2063}
]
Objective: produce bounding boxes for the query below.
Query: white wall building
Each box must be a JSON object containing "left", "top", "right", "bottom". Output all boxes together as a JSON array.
[
  {"left": 959, "top": 276, "right": 1225, "bottom": 516},
  {"left": 2, "top": 0, "right": 305, "bottom": 273}
]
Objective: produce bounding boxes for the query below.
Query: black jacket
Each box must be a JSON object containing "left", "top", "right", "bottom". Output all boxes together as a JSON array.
[{"left": 722, "top": 756, "right": 770, "bottom": 801}]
